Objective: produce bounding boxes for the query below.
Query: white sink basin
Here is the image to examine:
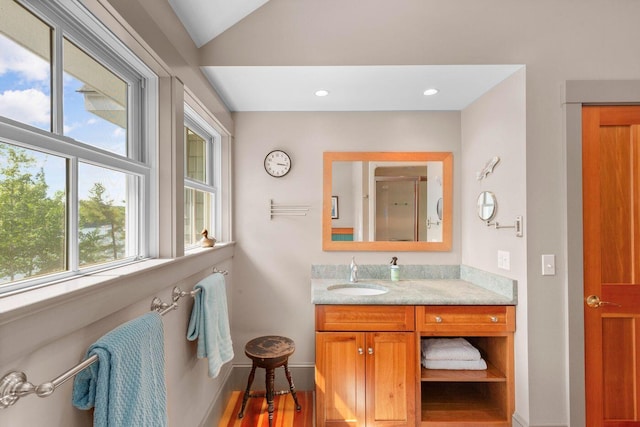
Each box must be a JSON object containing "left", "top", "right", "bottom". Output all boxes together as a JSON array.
[{"left": 327, "top": 283, "right": 389, "bottom": 296}]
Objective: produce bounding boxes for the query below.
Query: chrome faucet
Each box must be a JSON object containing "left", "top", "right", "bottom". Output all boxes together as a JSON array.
[{"left": 349, "top": 256, "right": 358, "bottom": 283}]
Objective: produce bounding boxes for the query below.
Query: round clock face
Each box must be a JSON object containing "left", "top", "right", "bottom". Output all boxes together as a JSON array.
[{"left": 264, "top": 150, "right": 291, "bottom": 177}]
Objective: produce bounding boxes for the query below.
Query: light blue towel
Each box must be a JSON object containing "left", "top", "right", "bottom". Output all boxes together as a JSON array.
[
  {"left": 72, "top": 312, "right": 167, "bottom": 427},
  {"left": 187, "top": 273, "right": 234, "bottom": 377}
]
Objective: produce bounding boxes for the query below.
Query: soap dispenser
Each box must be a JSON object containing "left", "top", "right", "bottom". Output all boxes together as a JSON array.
[
  {"left": 390, "top": 257, "right": 400, "bottom": 281},
  {"left": 349, "top": 256, "right": 358, "bottom": 283}
]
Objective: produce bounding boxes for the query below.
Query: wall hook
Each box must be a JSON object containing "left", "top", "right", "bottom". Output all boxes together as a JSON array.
[{"left": 476, "top": 156, "right": 501, "bottom": 181}]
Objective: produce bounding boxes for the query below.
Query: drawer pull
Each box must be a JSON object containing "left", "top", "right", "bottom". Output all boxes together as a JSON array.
[
  {"left": 358, "top": 347, "right": 364, "bottom": 355},
  {"left": 368, "top": 347, "right": 374, "bottom": 355},
  {"left": 490, "top": 316, "right": 498, "bottom": 323},
  {"left": 434, "top": 316, "right": 442, "bottom": 323}
]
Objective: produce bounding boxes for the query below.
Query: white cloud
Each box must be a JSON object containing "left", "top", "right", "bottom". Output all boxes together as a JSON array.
[
  {"left": 112, "top": 127, "right": 125, "bottom": 138},
  {"left": 64, "top": 123, "right": 80, "bottom": 134},
  {"left": 0, "top": 89, "right": 50, "bottom": 125},
  {"left": 0, "top": 37, "right": 49, "bottom": 82}
]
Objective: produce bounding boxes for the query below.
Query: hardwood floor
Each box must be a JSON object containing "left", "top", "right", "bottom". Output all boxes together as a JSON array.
[{"left": 219, "top": 391, "right": 314, "bottom": 427}]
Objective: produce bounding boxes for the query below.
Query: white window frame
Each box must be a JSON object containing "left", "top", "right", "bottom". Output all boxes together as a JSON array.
[
  {"left": 0, "top": 0, "right": 158, "bottom": 294},
  {"left": 183, "top": 104, "right": 221, "bottom": 249}
]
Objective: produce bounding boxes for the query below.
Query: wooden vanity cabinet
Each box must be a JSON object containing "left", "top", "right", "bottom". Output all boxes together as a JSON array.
[
  {"left": 315, "top": 305, "right": 416, "bottom": 427},
  {"left": 417, "top": 305, "right": 516, "bottom": 427}
]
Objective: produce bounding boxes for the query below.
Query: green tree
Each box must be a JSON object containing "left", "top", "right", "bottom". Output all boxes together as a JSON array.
[
  {"left": 0, "top": 144, "right": 65, "bottom": 282},
  {"left": 79, "top": 183, "right": 125, "bottom": 265}
]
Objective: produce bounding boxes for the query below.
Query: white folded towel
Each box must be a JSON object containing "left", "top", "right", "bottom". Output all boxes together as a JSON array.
[
  {"left": 422, "top": 358, "right": 488, "bottom": 370},
  {"left": 421, "top": 338, "right": 481, "bottom": 361}
]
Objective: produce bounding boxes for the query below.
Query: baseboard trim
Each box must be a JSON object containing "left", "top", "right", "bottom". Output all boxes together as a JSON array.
[
  {"left": 513, "top": 412, "right": 568, "bottom": 427},
  {"left": 513, "top": 413, "right": 527, "bottom": 427},
  {"left": 198, "top": 366, "right": 234, "bottom": 427}
]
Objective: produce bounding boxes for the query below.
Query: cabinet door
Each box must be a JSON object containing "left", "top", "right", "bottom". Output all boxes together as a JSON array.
[
  {"left": 366, "top": 332, "right": 416, "bottom": 427},
  {"left": 316, "top": 332, "right": 366, "bottom": 427}
]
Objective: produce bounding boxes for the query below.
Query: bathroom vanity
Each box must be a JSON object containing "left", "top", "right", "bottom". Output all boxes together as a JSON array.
[
  {"left": 315, "top": 305, "right": 416, "bottom": 427},
  {"left": 312, "top": 266, "right": 516, "bottom": 427}
]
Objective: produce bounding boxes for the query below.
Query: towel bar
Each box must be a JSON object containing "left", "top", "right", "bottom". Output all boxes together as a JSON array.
[
  {"left": 0, "top": 267, "right": 230, "bottom": 409},
  {"left": 172, "top": 269, "right": 228, "bottom": 302},
  {"left": 212, "top": 267, "right": 228, "bottom": 275},
  {"left": 2, "top": 292, "right": 181, "bottom": 409}
]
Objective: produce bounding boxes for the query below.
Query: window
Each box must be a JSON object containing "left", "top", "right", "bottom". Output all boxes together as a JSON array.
[
  {"left": 184, "top": 105, "right": 220, "bottom": 248},
  {"left": 0, "top": 0, "right": 156, "bottom": 293}
]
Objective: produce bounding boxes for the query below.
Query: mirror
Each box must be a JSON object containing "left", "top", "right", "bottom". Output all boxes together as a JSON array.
[
  {"left": 477, "top": 191, "right": 497, "bottom": 221},
  {"left": 323, "top": 152, "right": 453, "bottom": 251}
]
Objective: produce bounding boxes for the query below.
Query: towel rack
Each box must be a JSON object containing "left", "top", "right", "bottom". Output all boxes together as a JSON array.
[
  {"left": 0, "top": 274, "right": 219, "bottom": 409},
  {"left": 269, "top": 199, "right": 310, "bottom": 219},
  {"left": 212, "top": 267, "right": 228, "bottom": 275},
  {"left": 167, "top": 268, "right": 228, "bottom": 302}
]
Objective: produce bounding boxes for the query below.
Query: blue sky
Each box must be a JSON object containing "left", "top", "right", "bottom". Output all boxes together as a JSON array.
[{"left": 0, "top": 35, "right": 127, "bottom": 204}]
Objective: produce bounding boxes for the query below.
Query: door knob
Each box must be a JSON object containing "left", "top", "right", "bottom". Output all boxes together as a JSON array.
[{"left": 586, "top": 295, "right": 621, "bottom": 308}]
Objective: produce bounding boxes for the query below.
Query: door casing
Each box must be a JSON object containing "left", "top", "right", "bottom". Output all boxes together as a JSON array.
[{"left": 565, "top": 80, "right": 640, "bottom": 427}]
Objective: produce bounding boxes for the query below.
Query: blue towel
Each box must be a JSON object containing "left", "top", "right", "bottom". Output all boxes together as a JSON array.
[
  {"left": 72, "top": 312, "right": 167, "bottom": 427},
  {"left": 187, "top": 273, "right": 234, "bottom": 377}
]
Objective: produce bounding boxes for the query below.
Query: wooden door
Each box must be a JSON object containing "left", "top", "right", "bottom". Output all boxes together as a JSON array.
[
  {"left": 315, "top": 332, "right": 366, "bottom": 427},
  {"left": 365, "top": 332, "right": 415, "bottom": 427},
  {"left": 583, "top": 105, "right": 640, "bottom": 426}
]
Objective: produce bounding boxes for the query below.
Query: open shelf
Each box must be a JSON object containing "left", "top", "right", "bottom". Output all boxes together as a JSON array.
[
  {"left": 417, "top": 308, "right": 515, "bottom": 426},
  {"left": 421, "top": 360, "right": 506, "bottom": 382},
  {"left": 420, "top": 382, "right": 508, "bottom": 425}
]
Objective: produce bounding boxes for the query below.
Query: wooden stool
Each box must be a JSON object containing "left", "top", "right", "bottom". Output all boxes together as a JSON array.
[{"left": 238, "top": 335, "right": 301, "bottom": 426}]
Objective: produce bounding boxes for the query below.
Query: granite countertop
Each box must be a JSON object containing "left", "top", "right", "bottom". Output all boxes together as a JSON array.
[{"left": 311, "top": 264, "right": 517, "bottom": 306}]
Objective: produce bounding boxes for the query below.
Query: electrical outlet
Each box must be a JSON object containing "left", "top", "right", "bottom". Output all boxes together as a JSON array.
[{"left": 498, "top": 250, "right": 511, "bottom": 271}]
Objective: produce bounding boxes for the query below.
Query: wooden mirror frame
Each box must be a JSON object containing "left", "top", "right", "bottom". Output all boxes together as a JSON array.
[{"left": 323, "top": 151, "right": 453, "bottom": 251}]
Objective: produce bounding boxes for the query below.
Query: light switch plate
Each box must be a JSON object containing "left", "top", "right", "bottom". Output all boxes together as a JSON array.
[
  {"left": 498, "top": 250, "right": 510, "bottom": 271},
  {"left": 542, "top": 254, "right": 556, "bottom": 275}
]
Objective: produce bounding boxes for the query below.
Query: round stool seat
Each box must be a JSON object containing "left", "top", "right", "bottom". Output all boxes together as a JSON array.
[
  {"left": 238, "top": 335, "right": 301, "bottom": 426},
  {"left": 245, "top": 335, "right": 295, "bottom": 367}
]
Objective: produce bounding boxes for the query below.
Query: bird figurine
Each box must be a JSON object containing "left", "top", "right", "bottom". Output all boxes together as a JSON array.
[{"left": 200, "top": 229, "right": 216, "bottom": 247}]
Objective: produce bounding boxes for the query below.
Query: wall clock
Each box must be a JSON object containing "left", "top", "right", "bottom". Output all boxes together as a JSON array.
[{"left": 264, "top": 150, "right": 292, "bottom": 177}]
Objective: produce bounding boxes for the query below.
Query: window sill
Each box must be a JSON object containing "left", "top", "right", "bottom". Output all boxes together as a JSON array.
[{"left": 0, "top": 242, "right": 235, "bottom": 323}]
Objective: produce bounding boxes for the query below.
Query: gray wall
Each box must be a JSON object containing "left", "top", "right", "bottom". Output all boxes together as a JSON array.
[
  {"left": 231, "top": 111, "right": 463, "bottom": 365},
  {"left": 461, "top": 69, "right": 528, "bottom": 422}
]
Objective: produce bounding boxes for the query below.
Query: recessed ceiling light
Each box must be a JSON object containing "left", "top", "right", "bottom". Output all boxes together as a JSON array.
[
  {"left": 315, "top": 89, "right": 330, "bottom": 97},
  {"left": 423, "top": 88, "right": 439, "bottom": 96}
]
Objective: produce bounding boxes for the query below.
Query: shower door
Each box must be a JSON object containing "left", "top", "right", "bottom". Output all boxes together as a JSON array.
[{"left": 374, "top": 177, "right": 427, "bottom": 241}]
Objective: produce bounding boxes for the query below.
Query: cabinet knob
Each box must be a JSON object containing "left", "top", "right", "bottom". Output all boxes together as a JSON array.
[
  {"left": 368, "top": 347, "right": 374, "bottom": 355},
  {"left": 490, "top": 316, "right": 498, "bottom": 323},
  {"left": 434, "top": 316, "right": 442, "bottom": 323},
  {"left": 358, "top": 347, "right": 364, "bottom": 355}
]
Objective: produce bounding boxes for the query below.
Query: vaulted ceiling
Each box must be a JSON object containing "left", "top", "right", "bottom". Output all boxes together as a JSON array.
[
  {"left": 167, "top": 0, "right": 523, "bottom": 112},
  {"left": 167, "top": 0, "right": 270, "bottom": 48}
]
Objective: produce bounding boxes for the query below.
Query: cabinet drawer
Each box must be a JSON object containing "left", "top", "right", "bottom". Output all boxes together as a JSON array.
[
  {"left": 417, "top": 305, "right": 515, "bottom": 333},
  {"left": 316, "top": 305, "right": 415, "bottom": 331}
]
